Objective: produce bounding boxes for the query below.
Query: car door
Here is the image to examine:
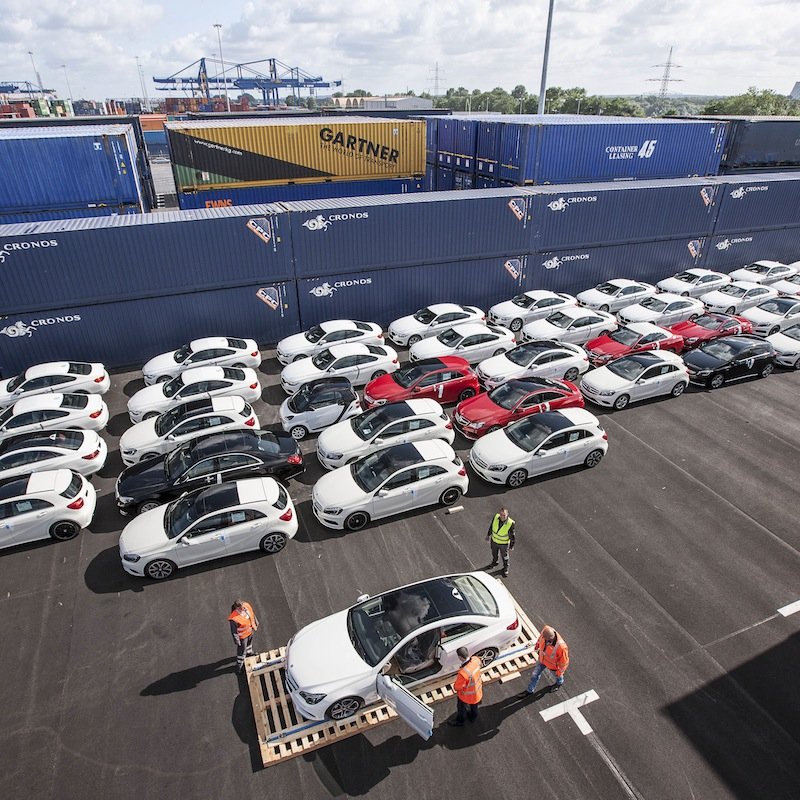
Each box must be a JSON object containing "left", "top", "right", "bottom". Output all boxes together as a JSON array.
[
  {"left": 307, "top": 389, "right": 347, "bottom": 431},
  {"left": 221, "top": 509, "right": 269, "bottom": 555},
  {"left": 745, "top": 287, "right": 770, "bottom": 310},
  {"left": 729, "top": 347, "right": 756, "bottom": 379},
  {"left": 330, "top": 355, "right": 360, "bottom": 384},
  {"left": 571, "top": 316, "right": 599, "bottom": 343},
  {"left": 175, "top": 381, "right": 210, "bottom": 402},
  {"left": 215, "top": 453, "right": 263, "bottom": 482},
  {"left": 323, "top": 329, "right": 359, "bottom": 347},
  {"left": 375, "top": 675, "right": 433, "bottom": 740},
  {"left": 616, "top": 285, "right": 643, "bottom": 312},
  {"left": 352, "top": 354, "right": 380, "bottom": 384},
  {"left": 371, "top": 468, "right": 418, "bottom": 520},
  {"left": 0, "top": 450, "right": 60, "bottom": 478},
  {"left": 17, "top": 374, "right": 75, "bottom": 399},
  {"left": 169, "top": 415, "right": 214, "bottom": 446},
  {"left": 176, "top": 456, "right": 222, "bottom": 490},
  {"left": 174, "top": 512, "right": 232, "bottom": 567},
  {"left": 416, "top": 370, "right": 449, "bottom": 402},
  {"left": 372, "top": 419, "right": 414, "bottom": 449},
  {"left": 527, "top": 432, "right": 570, "bottom": 475},
  {"left": 4, "top": 498, "right": 53, "bottom": 546},
  {"left": 632, "top": 365, "right": 668, "bottom": 401},
  {"left": 561, "top": 429, "right": 596, "bottom": 467},
  {"left": 408, "top": 464, "right": 449, "bottom": 506},
  {"left": 187, "top": 348, "right": 235, "bottom": 368},
  {"left": 532, "top": 351, "right": 567, "bottom": 379},
  {"left": 668, "top": 300, "right": 696, "bottom": 325}
]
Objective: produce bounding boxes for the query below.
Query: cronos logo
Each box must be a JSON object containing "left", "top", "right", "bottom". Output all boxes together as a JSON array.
[
  {"left": 715, "top": 237, "right": 754, "bottom": 251},
  {"left": 309, "top": 278, "right": 373, "bottom": 298},
  {"left": 0, "top": 238, "right": 59, "bottom": 264},
  {"left": 729, "top": 185, "right": 769, "bottom": 200},
  {"left": 301, "top": 212, "right": 369, "bottom": 232},
  {"left": 542, "top": 254, "right": 590, "bottom": 270},
  {"left": 546, "top": 195, "right": 598, "bottom": 212},
  {"left": 0, "top": 314, "right": 81, "bottom": 338}
]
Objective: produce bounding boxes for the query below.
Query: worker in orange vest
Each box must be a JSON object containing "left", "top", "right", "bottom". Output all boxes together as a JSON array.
[
  {"left": 449, "top": 646, "right": 484, "bottom": 726},
  {"left": 523, "top": 625, "right": 569, "bottom": 697},
  {"left": 228, "top": 599, "right": 259, "bottom": 672}
]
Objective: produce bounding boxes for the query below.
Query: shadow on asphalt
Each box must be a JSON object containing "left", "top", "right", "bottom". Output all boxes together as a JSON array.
[
  {"left": 232, "top": 671, "right": 265, "bottom": 772},
  {"left": 123, "top": 378, "right": 145, "bottom": 397},
  {"left": 141, "top": 657, "right": 238, "bottom": 695},
  {"left": 262, "top": 385, "right": 285, "bottom": 405},
  {"left": 87, "top": 492, "right": 126, "bottom": 534},
  {"left": 259, "top": 360, "right": 282, "bottom": 377},
  {"left": 97, "top": 447, "right": 124, "bottom": 479},
  {"left": 106, "top": 412, "right": 131, "bottom": 438}
]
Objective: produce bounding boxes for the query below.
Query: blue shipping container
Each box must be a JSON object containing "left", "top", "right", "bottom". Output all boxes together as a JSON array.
[
  {"left": 176, "top": 177, "right": 423, "bottom": 210},
  {"left": 711, "top": 173, "right": 800, "bottom": 233},
  {"left": 285, "top": 190, "right": 535, "bottom": 277},
  {"left": 0, "top": 282, "right": 299, "bottom": 375},
  {"left": 700, "top": 228, "right": 800, "bottom": 271},
  {"left": 0, "top": 125, "right": 145, "bottom": 213},
  {"left": 476, "top": 120, "right": 501, "bottom": 177},
  {"left": 453, "top": 171, "right": 475, "bottom": 190},
  {"left": 424, "top": 116, "right": 438, "bottom": 159},
  {"left": 425, "top": 162, "right": 437, "bottom": 192},
  {"left": 719, "top": 117, "right": 800, "bottom": 170},
  {"left": 0, "top": 205, "right": 142, "bottom": 226},
  {"left": 475, "top": 174, "right": 498, "bottom": 189},
  {"left": 436, "top": 166, "right": 455, "bottom": 191},
  {"left": 0, "top": 205, "right": 293, "bottom": 314},
  {"left": 436, "top": 118, "right": 458, "bottom": 155}
]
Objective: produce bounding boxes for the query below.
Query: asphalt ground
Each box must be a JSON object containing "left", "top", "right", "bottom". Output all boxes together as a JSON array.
[{"left": 1, "top": 345, "right": 799, "bottom": 800}]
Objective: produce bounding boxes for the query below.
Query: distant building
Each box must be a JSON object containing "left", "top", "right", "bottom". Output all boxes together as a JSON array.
[
  {"left": 329, "top": 95, "right": 433, "bottom": 111},
  {"left": 790, "top": 82, "right": 800, "bottom": 101}
]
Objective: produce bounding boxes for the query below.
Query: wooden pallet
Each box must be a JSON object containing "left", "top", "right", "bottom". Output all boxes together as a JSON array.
[{"left": 245, "top": 599, "right": 539, "bottom": 767}]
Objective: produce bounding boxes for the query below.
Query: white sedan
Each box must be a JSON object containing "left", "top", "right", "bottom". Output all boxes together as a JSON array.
[
  {"left": 142, "top": 337, "right": 260, "bottom": 385},
  {"left": 616, "top": 292, "right": 705, "bottom": 327},
  {"left": 0, "top": 394, "right": 109, "bottom": 441},
  {"left": 280, "top": 344, "right": 398, "bottom": 395},
  {"left": 766, "top": 323, "right": 800, "bottom": 369},
  {"left": 700, "top": 281, "right": 778, "bottom": 315},
  {"left": 469, "top": 408, "right": 608, "bottom": 488},
  {"left": 127, "top": 366, "right": 261, "bottom": 423},
  {"left": 728, "top": 260, "right": 797, "bottom": 285},
  {"left": 119, "top": 478, "right": 298, "bottom": 580},
  {"left": 475, "top": 340, "right": 589, "bottom": 389},
  {"left": 487, "top": 290, "right": 577, "bottom": 333},
  {"left": 387, "top": 304, "right": 485, "bottom": 347},
  {"left": 656, "top": 268, "right": 730, "bottom": 298},
  {"left": 285, "top": 571, "right": 518, "bottom": 721},
  {"left": 576, "top": 279, "right": 656, "bottom": 313},
  {"left": 0, "top": 469, "right": 96, "bottom": 550},
  {"left": 276, "top": 320, "right": 384, "bottom": 365},
  {"left": 316, "top": 399, "right": 454, "bottom": 470},
  {"left": 770, "top": 272, "right": 800, "bottom": 296},
  {"left": 740, "top": 297, "right": 800, "bottom": 337},
  {"left": 312, "top": 440, "right": 468, "bottom": 531},
  {"left": 0, "top": 430, "right": 107, "bottom": 479},
  {"left": 119, "top": 397, "right": 259, "bottom": 466},
  {"left": 0, "top": 361, "right": 110, "bottom": 408},
  {"left": 521, "top": 307, "right": 617, "bottom": 346},
  {"left": 409, "top": 323, "right": 515, "bottom": 364},
  {"left": 579, "top": 351, "right": 689, "bottom": 410}
]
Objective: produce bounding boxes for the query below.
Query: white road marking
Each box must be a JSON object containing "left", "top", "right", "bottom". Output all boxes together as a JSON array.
[
  {"left": 778, "top": 599, "right": 800, "bottom": 617},
  {"left": 539, "top": 689, "right": 599, "bottom": 735}
]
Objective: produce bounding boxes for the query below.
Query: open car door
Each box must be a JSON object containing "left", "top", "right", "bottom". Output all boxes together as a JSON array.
[{"left": 376, "top": 674, "right": 434, "bottom": 740}]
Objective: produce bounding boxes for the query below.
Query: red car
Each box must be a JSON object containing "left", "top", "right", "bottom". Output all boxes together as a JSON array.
[
  {"left": 362, "top": 357, "right": 480, "bottom": 408},
  {"left": 453, "top": 377, "right": 584, "bottom": 439},
  {"left": 669, "top": 313, "right": 753, "bottom": 351},
  {"left": 585, "top": 322, "right": 684, "bottom": 367}
]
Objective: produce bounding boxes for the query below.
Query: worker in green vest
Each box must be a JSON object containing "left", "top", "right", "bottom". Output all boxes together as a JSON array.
[{"left": 487, "top": 507, "right": 516, "bottom": 578}]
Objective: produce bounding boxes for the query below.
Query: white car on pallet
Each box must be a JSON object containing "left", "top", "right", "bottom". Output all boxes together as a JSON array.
[
  {"left": 475, "top": 340, "right": 589, "bottom": 389},
  {"left": 576, "top": 279, "right": 656, "bottom": 313},
  {"left": 521, "top": 307, "right": 617, "bottom": 346},
  {"left": 700, "top": 281, "right": 778, "bottom": 315},
  {"left": 142, "top": 337, "right": 260, "bottom": 385},
  {"left": 276, "top": 320, "right": 384, "bottom": 365},
  {"left": 409, "top": 323, "right": 516, "bottom": 364},
  {"left": 656, "top": 268, "right": 730, "bottom": 298},
  {"left": 770, "top": 272, "right": 800, "bottom": 297},
  {"left": 0, "top": 430, "right": 107, "bottom": 479},
  {"left": 487, "top": 290, "right": 577, "bottom": 333},
  {"left": 387, "top": 304, "right": 485, "bottom": 347},
  {"left": 727, "top": 260, "right": 797, "bottom": 285},
  {"left": 740, "top": 297, "right": 800, "bottom": 337},
  {"left": 766, "top": 323, "right": 800, "bottom": 369},
  {"left": 0, "top": 394, "right": 109, "bottom": 442},
  {"left": 616, "top": 292, "right": 705, "bottom": 327},
  {"left": 0, "top": 361, "right": 110, "bottom": 408}
]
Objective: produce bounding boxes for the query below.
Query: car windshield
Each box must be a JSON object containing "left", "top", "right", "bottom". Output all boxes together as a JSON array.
[
  {"left": 173, "top": 344, "right": 191, "bottom": 363},
  {"left": 165, "top": 493, "right": 200, "bottom": 539},
  {"left": 162, "top": 375, "right": 185, "bottom": 398},
  {"left": 609, "top": 328, "right": 640, "bottom": 346},
  {"left": 607, "top": 358, "right": 647, "bottom": 380},
  {"left": 304, "top": 325, "right": 325, "bottom": 343},
  {"left": 702, "top": 340, "right": 736, "bottom": 360},
  {"left": 758, "top": 298, "right": 796, "bottom": 315},
  {"left": 785, "top": 275, "right": 800, "bottom": 285},
  {"left": 312, "top": 350, "right": 335, "bottom": 370},
  {"left": 546, "top": 312, "right": 572, "bottom": 329},
  {"left": 154, "top": 406, "right": 185, "bottom": 436},
  {"left": 594, "top": 282, "right": 618, "bottom": 296},
  {"left": 350, "top": 445, "right": 419, "bottom": 492},
  {"left": 672, "top": 271, "right": 695, "bottom": 283},
  {"left": 288, "top": 384, "right": 314, "bottom": 412},
  {"left": 0, "top": 408, "right": 11, "bottom": 426},
  {"left": 782, "top": 324, "right": 800, "bottom": 341},
  {"left": 436, "top": 328, "right": 462, "bottom": 346},
  {"left": 511, "top": 293, "right": 535, "bottom": 308},
  {"left": 488, "top": 383, "right": 529, "bottom": 410},
  {"left": 505, "top": 417, "right": 554, "bottom": 452},
  {"left": 6, "top": 374, "right": 23, "bottom": 392},
  {"left": 413, "top": 307, "right": 436, "bottom": 324},
  {"left": 505, "top": 343, "right": 546, "bottom": 366},
  {"left": 745, "top": 263, "right": 770, "bottom": 274},
  {"left": 693, "top": 314, "right": 720, "bottom": 330},
  {"left": 393, "top": 364, "right": 434, "bottom": 389},
  {"left": 165, "top": 445, "right": 192, "bottom": 479},
  {"left": 720, "top": 284, "right": 746, "bottom": 297},
  {"left": 351, "top": 406, "right": 402, "bottom": 440},
  {"left": 639, "top": 297, "right": 667, "bottom": 312},
  {"left": 347, "top": 575, "right": 498, "bottom": 667}
]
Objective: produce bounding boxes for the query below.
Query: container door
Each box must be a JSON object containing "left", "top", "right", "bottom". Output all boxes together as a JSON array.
[{"left": 376, "top": 674, "right": 434, "bottom": 740}]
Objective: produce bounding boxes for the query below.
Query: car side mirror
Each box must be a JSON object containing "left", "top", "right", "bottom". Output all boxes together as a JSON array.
[
  {"left": 374, "top": 437, "right": 384, "bottom": 445},
  {"left": 412, "top": 387, "right": 422, "bottom": 393},
  {"left": 166, "top": 434, "right": 176, "bottom": 441},
  {"left": 636, "top": 378, "right": 645, "bottom": 384},
  {"left": 376, "top": 489, "right": 389, "bottom": 497}
]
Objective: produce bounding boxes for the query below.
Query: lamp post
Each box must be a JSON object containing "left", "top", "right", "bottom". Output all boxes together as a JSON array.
[
  {"left": 60, "top": 64, "right": 74, "bottom": 105},
  {"left": 213, "top": 23, "right": 231, "bottom": 112},
  {"left": 537, "top": 0, "right": 556, "bottom": 115}
]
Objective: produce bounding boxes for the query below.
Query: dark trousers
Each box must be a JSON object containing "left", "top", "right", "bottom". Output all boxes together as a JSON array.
[
  {"left": 456, "top": 698, "right": 479, "bottom": 723},
  {"left": 236, "top": 635, "right": 254, "bottom": 668},
  {"left": 490, "top": 541, "right": 510, "bottom": 573}
]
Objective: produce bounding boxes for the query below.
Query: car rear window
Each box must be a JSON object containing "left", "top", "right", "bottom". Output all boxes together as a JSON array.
[
  {"left": 7, "top": 431, "right": 84, "bottom": 451},
  {"left": 273, "top": 484, "right": 288, "bottom": 511},
  {"left": 227, "top": 338, "right": 247, "bottom": 349},
  {"left": 240, "top": 403, "right": 253, "bottom": 418},
  {"left": 68, "top": 363, "right": 92, "bottom": 375},
  {"left": 366, "top": 345, "right": 386, "bottom": 355},
  {"left": 60, "top": 395, "right": 89, "bottom": 409},
  {"left": 355, "top": 321, "right": 372, "bottom": 331},
  {"left": 60, "top": 473, "right": 83, "bottom": 499},
  {"left": 223, "top": 367, "right": 245, "bottom": 381}
]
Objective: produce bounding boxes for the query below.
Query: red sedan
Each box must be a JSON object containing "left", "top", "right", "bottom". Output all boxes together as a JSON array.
[
  {"left": 669, "top": 313, "right": 753, "bottom": 351},
  {"left": 585, "top": 322, "right": 684, "bottom": 367},
  {"left": 453, "top": 377, "right": 583, "bottom": 439},
  {"left": 362, "top": 357, "right": 480, "bottom": 408}
]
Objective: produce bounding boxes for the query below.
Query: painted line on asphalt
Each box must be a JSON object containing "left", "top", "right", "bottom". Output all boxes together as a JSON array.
[
  {"left": 778, "top": 599, "right": 800, "bottom": 617},
  {"left": 539, "top": 688, "right": 599, "bottom": 735}
]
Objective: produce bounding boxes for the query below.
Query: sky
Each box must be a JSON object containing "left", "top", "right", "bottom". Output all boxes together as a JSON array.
[{"left": 1, "top": 0, "right": 799, "bottom": 103}]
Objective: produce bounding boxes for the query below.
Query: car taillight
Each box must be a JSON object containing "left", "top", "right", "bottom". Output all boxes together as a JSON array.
[
  {"left": 244, "top": 417, "right": 256, "bottom": 426},
  {"left": 481, "top": 315, "right": 486, "bottom": 320},
  {"left": 82, "top": 449, "right": 100, "bottom": 460},
  {"left": 445, "top": 422, "right": 453, "bottom": 429},
  {"left": 89, "top": 410, "right": 102, "bottom": 419},
  {"left": 392, "top": 359, "right": 398, "bottom": 364},
  {"left": 602, "top": 431, "right": 608, "bottom": 440},
  {"left": 506, "top": 618, "right": 519, "bottom": 631},
  {"left": 67, "top": 497, "right": 84, "bottom": 510},
  {"left": 458, "top": 468, "right": 466, "bottom": 476},
  {"left": 378, "top": 333, "right": 384, "bottom": 338},
  {"left": 251, "top": 351, "right": 259, "bottom": 357},
  {"left": 279, "top": 508, "right": 293, "bottom": 522},
  {"left": 94, "top": 375, "right": 106, "bottom": 383},
  {"left": 287, "top": 454, "right": 302, "bottom": 465},
  {"left": 249, "top": 382, "right": 258, "bottom": 390}
]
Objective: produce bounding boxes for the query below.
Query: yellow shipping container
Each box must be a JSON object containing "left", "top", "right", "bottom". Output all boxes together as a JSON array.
[{"left": 165, "top": 116, "right": 426, "bottom": 191}]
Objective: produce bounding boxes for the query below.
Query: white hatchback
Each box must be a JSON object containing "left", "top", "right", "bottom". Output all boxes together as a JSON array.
[
  {"left": 276, "top": 320, "right": 384, "bottom": 365},
  {"left": 0, "top": 430, "right": 107, "bottom": 479},
  {"left": 409, "top": 323, "right": 515, "bottom": 364},
  {"left": 656, "top": 268, "right": 730, "bottom": 298},
  {"left": 770, "top": 272, "right": 800, "bottom": 297},
  {"left": 700, "top": 281, "right": 779, "bottom": 315},
  {"left": 0, "top": 394, "right": 109, "bottom": 442},
  {"left": 728, "top": 260, "right": 797, "bottom": 285},
  {"left": 316, "top": 399, "right": 454, "bottom": 470},
  {"left": 740, "top": 297, "right": 800, "bottom": 337},
  {"left": 387, "top": 304, "right": 485, "bottom": 347},
  {"left": 475, "top": 340, "right": 589, "bottom": 389},
  {"left": 487, "top": 290, "right": 577, "bottom": 333},
  {"left": 576, "top": 279, "right": 656, "bottom": 313},
  {"left": 766, "top": 323, "right": 800, "bottom": 369},
  {"left": 522, "top": 307, "right": 617, "bottom": 346},
  {"left": 617, "top": 292, "right": 705, "bottom": 327},
  {"left": 142, "top": 337, "right": 260, "bottom": 385},
  {"left": 0, "top": 361, "right": 110, "bottom": 408}
]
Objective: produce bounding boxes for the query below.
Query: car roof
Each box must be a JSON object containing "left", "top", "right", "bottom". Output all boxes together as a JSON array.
[
  {"left": 745, "top": 260, "right": 784, "bottom": 268},
  {"left": 426, "top": 303, "right": 473, "bottom": 314},
  {"left": 504, "top": 377, "right": 565, "bottom": 392},
  {"left": 410, "top": 438, "right": 453, "bottom": 461},
  {"left": 560, "top": 305, "right": 601, "bottom": 318},
  {"left": 722, "top": 334, "right": 770, "bottom": 348},
  {"left": 0, "top": 430, "right": 85, "bottom": 453},
  {"left": 624, "top": 321, "right": 672, "bottom": 335},
  {"left": 317, "top": 319, "right": 360, "bottom": 332},
  {"left": 603, "top": 278, "right": 643, "bottom": 288},
  {"left": 517, "top": 338, "right": 571, "bottom": 351},
  {"left": 236, "top": 477, "right": 280, "bottom": 505},
  {"left": 298, "top": 375, "right": 354, "bottom": 391},
  {"left": 450, "top": 322, "right": 492, "bottom": 335},
  {"left": 180, "top": 366, "right": 229, "bottom": 383},
  {"left": 620, "top": 351, "right": 680, "bottom": 367},
  {"left": 401, "top": 357, "right": 468, "bottom": 373},
  {"left": 404, "top": 398, "right": 443, "bottom": 415},
  {"left": 189, "top": 337, "right": 234, "bottom": 350},
  {"left": 647, "top": 292, "right": 689, "bottom": 303},
  {"left": 23, "top": 361, "right": 73, "bottom": 379},
  {"left": 554, "top": 407, "right": 601, "bottom": 426},
  {"left": 187, "top": 429, "right": 261, "bottom": 456},
  {"left": 11, "top": 393, "right": 101, "bottom": 413},
  {"left": 726, "top": 280, "right": 763, "bottom": 290},
  {"left": 325, "top": 343, "right": 380, "bottom": 357}
]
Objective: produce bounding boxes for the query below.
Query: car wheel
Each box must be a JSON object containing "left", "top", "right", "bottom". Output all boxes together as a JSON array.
[
  {"left": 563, "top": 367, "right": 579, "bottom": 382},
  {"left": 474, "top": 647, "right": 499, "bottom": 667},
  {"left": 493, "top": 348, "right": 506, "bottom": 357},
  {"left": 407, "top": 335, "right": 422, "bottom": 346},
  {"left": 143, "top": 412, "right": 160, "bottom": 420},
  {"left": 49, "top": 520, "right": 80, "bottom": 541},
  {"left": 599, "top": 304, "right": 610, "bottom": 313},
  {"left": 458, "top": 387, "right": 476, "bottom": 401},
  {"left": 768, "top": 326, "right": 780, "bottom": 336},
  {"left": 599, "top": 329, "right": 611, "bottom": 337},
  {"left": 709, "top": 373, "right": 725, "bottom": 390},
  {"left": 486, "top": 425, "right": 502, "bottom": 434},
  {"left": 292, "top": 354, "right": 309, "bottom": 362},
  {"left": 232, "top": 362, "right": 246, "bottom": 368},
  {"left": 144, "top": 559, "right": 176, "bottom": 580},
  {"left": 137, "top": 500, "right": 161, "bottom": 515},
  {"left": 688, "top": 314, "right": 699, "bottom": 322},
  {"left": 440, "top": 487, "right": 462, "bottom": 506},
  {"left": 613, "top": 394, "right": 630, "bottom": 410},
  {"left": 344, "top": 511, "right": 370, "bottom": 531},
  {"left": 670, "top": 382, "right": 687, "bottom": 398},
  {"left": 506, "top": 469, "right": 527, "bottom": 488},
  {"left": 725, "top": 306, "right": 736, "bottom": 315},
  {"left": 510, "top": 318, "right": 523, "bottom": 333},
  {"left": 584, "top": 449, "right": 604, "bottom": 468},
  {"left": 760, "top": 362, "right": 774, "bottom": 378},
  {"left": 326, "top": 696, "right": 363, "bottom": 721},
  {"left": 289, "top": 425, "right": 308, "bottom": 441},
  {"left": 260, "top": 532, "right": 288, "bottom": 554},
  {"left": 156, "top": 375, "right": 170, "bottom": 383},
  {"left": 681, "top": 291, "right": 690, "bottom": 297},
  {"left": 371, "top": 370, "right": 387, "bottom": 380},
  {"left": 794, "top": 357, "right": 800, "bottom": 371}
]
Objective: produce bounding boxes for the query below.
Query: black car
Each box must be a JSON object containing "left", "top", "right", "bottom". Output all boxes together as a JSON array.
[
  {"left": 115, "top": 429, "right": 304, "bottom": 515},
  {"left": 683, "top": 335, "right": 776, "bottom": 389}
]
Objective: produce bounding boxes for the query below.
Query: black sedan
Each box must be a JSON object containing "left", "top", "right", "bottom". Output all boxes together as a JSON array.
[
  {"left": 115, "top": 429, "right": 304, "bottom": 515},
  {"left": 683, "top": 335, "right": 776, "bottom": 389}
]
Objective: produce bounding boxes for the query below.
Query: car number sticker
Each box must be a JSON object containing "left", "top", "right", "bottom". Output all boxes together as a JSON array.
[{"left": 436, "top": 384, "right": 444, "bottom": 398}]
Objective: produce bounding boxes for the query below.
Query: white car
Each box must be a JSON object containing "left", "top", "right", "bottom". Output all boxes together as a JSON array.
[
  {"left": 656, "top": 268, "right": 730, "bottom": 298},
  {"left": 119, "top": 478, "right": 298, "bottom": 580},
  {"left": 727, "top": 260, "right": 797, "bottom": 285},
  {"left": 316, "top": 399, "right": 454, "bottom": 470},
  {"left": 312, "top": 440, "right": 468, "bottom": 531},
  {"left": 276, "top": 320, "right": 384, "bottom": 365},
  {"left": 409, "top": 323, "right": 516, "bottom": 364},
  {"left": 700, "top": 281, "right": 779, "bottom": 315},
  {"left": 475, "top": 340, "right": 589, "bottom": 389},
  {"left": 766, "top": 323, "right": 800, "bottom": 369},
  {"left": 521, "top": 307, "right": 617, "bottom": 346},
  {"left": 0, "top": 469, "right": 96, "bottom": 550},
  {"left": 127, "top": 366, "right": 261, "bottom": 423},
  {"left": 617, "top": 292, "right": 705, "bottom": 327},
  {"left": 0, "top": 361, "right": 110, "bottom": 408},
  {"left": 387, "top": 304, "right": 485, "bottom": 347},
  {"left": 119, "top": 397, "right": 259, "bottom": 466},
  {"left": 284, "top": 571, "right": 518, "bottom": 721},
  {"left": 279, "top": 344, "right": 398, "bottom": 395},
  {"left": 576, "top": 279, "right": 656, "bottom": 313},
  {"left": 469, "top": 408, "right": 608, "bottom": 488},
  {"left": 579, "top": 351, "right": 689, "bottom": 410},
  {"left": 487, "top": 290, "right": 577, "bottom": 333},
  {"left": 740, "top": 297, "right": 800, "bottom": 337},
  {"left": 0, "top": 430, "right": 107, "bottom": 479},
  {"left": 0, "top": 394, "right": 109, "bottom": 441},
  {"left": 142, "top": 337, "right": 260, "bottom": 385},
  {"left": 770, "top": 272, "right": 800, "bottom": 296},
  {"left": 279, "top": 377, "right": 362, "bottom": 441}
]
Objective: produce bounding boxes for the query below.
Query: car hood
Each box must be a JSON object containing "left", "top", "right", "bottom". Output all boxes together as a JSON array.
[
  {"left": 683, "top": 349, "right": 725, "bottom": 370},
  {"left": 390, "top": 315, "right": 425, "bottom": 335},
  {"left": 117, "top": 455, "right": 169, "bottom": 498},
  {"left": 742, "top": 308, "right": 778, "bottom": 324},
  {"left": 524, "top": 320, "right": 561, "bottom": 338},
  {"left": 119, "top": 418, "right": 160, "bottom": 452},
  {"left": 586, "top": 336, "right": 628, "bottom": 357},
  {"left": 410, "top": 338, "right": 449, "bottom": 359},
  {"left": 128, "top": 384, "right": 168, "bottom": 413},
  {"left": 313, "top": 466, "right": 368, "bottom": 508},
  {"left": 656, "top": 278, "right": 688, "bottom": 293},
  {"left": 281, "top": 360, "right": 322, "bottom": 386},
  {"left": 476, "top": 353, "right": 515, "bottom": 378},
  {"left": 142, "top": 352, "right": 178, "bottom": 378},
  {"left": 619, "top": 305, "right": 657, "bottom": 322},
  {"left": 119, "top": 505, "right": 170, "bottom": 555},
  {"left": 286, "top": 609, "right": 373, "bottom": 691},
  {"left": 581, "top": 367, "right": 630, "bottom": 392},
  {"left": 471, "top": 429, "right": 527, "bottom": 463},
  {"left": 457, "top": 394, "right": 505, "bottom": 424},
  {"left": 316, "top": 421, "right": 362, "bottom": 454},
  {"left": 278, "top": 332, "right": 315, "bottom": 356},
  {"left": 669, "top": 320, "right": 702, "bottom": 336},
  {"left": 489, "top": 300, "right": 523, "bottom": 320},
  {"left": 701, "top": 290, "right": 737, "bottom": 307},
  {"left": 576, "top": 288, "right": 611, "bottom": 306},
  {"left": 364, "top": 374, "right": 404, "bottom": 402}
]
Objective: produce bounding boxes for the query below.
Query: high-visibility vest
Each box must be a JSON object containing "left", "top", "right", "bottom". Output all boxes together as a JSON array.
[
  {"left": 454, "top": 657, "right": 484, "bottom": 704},
  {"left": 228, "top": 602, "right": 257, "bottom": 640},
  {"left": 490, "top": 513, "right": 514, "bottom": 545},
  {"left": 537, "top": 633, "right": 569, "bottom": 676}
]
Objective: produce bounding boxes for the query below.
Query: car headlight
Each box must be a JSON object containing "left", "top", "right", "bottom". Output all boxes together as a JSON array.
[
  {"left": 371, "top": 398, "right": 387, "bottom": 406},
  {"left": 123, "top": 554, "right": 141, "bottom": 563},
  {"left": 117, "top": 495, "right": 135, "bottom": 504},
  {"left": 597, "top": 390, "right": 616, "bottom": 396},
  {"left": 298, "top": 691, "right": 327, "bottom": 704},
  {"left": 488, "top": 464, "right": 507, "bottom": 472},
  {"left": 122, "top": 448, "right": 137, "bottom": 456},
  {"left": 696, "top": 369, "right": 712, "bottom": 376},
  {"left": 686, "top": 337, "right": 699, "bottom": 343},
  {"left": 325, "top": 452, "right": 343, "bottom": 460},
  {"left": 322, "top": 507, "right": 343, "bottom": 515},
  {"left": 469, "top": 421, "right": 485, "bottom": 429}
]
